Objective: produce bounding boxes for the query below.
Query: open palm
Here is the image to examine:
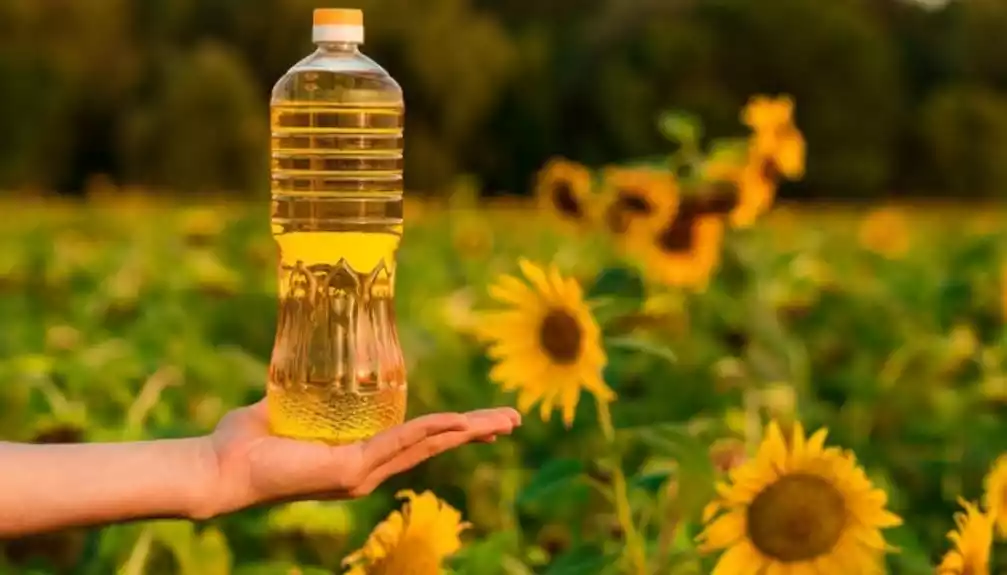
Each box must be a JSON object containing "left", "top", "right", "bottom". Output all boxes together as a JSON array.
[{"left": 202, "top": 399, "right": 520, "bottom": 517}]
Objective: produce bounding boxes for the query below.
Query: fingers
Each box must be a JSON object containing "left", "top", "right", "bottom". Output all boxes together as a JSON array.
[
  {"left": 466, "top": 407, "right": 522, "bottom": 428},
  {"left": 360, "top": 412, "right": 469, "bottom": 471},
  {"left": 350, "top": 407, "right": 520, "bottom": 497}
]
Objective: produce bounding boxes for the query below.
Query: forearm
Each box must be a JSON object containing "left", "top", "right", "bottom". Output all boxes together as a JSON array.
[{"left": 0, "top": 437, "right": 218, "bottom": 538}]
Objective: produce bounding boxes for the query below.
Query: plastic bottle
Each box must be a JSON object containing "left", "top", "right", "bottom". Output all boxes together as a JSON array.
[{"left": 267, "top": 8, "right": 406, "bottom": 444}]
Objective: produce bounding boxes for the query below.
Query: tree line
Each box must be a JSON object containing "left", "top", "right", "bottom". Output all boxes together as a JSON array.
[{"left": 1, "top": 0, "right": 1005, "bottom": 200}]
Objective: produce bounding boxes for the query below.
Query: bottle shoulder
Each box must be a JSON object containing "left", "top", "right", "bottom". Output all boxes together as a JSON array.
[{"left": 271, "top": 48, "right": 402, "bottom": 105}]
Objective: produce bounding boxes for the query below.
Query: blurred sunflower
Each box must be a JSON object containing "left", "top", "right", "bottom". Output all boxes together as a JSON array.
[
  {"left": 937, "top": 499, "right": 994, "bottom": 575},
  {"left": 698, "top": 421, "right": 902, "bottom": 574},
  {"left": 983, "top": 454, "right": 1007, "bottom": 538},
  {"left": 700, "top": 154, "right": 777, "bottom": 229},
  {"left": 629, "top": 204, "right": 725, "bottom": 291},
  {"left": 742, "top": 94, "right": 806, "bottom": 179},
  {"left": 600, "top": 167, "right": 678, "bottom": 238},
  {"left": 535, "top": 157, "right": 595, "bottom": 227},
  {"left": 859, "top": 207, "right": 911, "bottom": 259},
  {"left": 475, "top": 259, "right": 614, "bottom": 426},
  {"left": 342, "top": 490, "right": 469, "bottom": 575}
]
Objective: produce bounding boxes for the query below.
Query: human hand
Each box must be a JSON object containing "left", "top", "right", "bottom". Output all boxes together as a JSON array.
[{"left": 196, "top": 400, "right": 521, "bottom": 519}]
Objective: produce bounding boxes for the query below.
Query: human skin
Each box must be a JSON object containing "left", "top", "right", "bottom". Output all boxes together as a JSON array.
[{"left": 0, "top": 400, "right": 521, "bottom": 538}]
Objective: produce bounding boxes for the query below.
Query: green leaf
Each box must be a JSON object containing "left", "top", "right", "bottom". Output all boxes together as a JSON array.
[
  {"left": 193, "top": 527, "right": 232, "bottom": 575},
  {"left": 632, "top": 424, "right": 716, "bottom": 518},
  {"left": 658, "top": 111, "right": 703, "bottom": 148},
  {"left": 518, "top": 458, "right": 585, "bottom": 506},
  {"left": 705, "top": 138, "right": 749, "bottom": 167},
  {"left": 631, "top": 470, "right": 671, "bottom": 495},
  {"left": 543, "top": 544, "right": 617, "bottom": 575},
  {"left": 587, "top": 265, "right": 645, "bottom": 302},
  {"left": 266, "top": 500, "right": 354, "bottom": 537},
  {"left": 604, "top": 335, "right": 677, "bottom": 365},
  {"left": 587, "top": 266, "right": 646, "bottom": 326},
  {"left": 883, "top": 526, "right": 935, "bottom": 575},
  {"left": 233, "top": 563, "right": 332, "bottom": 575},
  {"left": 451, "top": 531, "right": 521, "bottom": 575},
  {"left": 148, "top": 521, "right": 196, "bottom": 575}
]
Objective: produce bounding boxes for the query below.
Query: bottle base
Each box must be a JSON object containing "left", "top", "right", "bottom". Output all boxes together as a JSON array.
[{"left": 266, "top": 382, "right": 407, "bottom": 445}]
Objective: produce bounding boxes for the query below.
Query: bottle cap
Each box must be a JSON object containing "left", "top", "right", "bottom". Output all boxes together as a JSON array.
[{"left": 313, "top": 8, "right": 364, "bottom": 44}]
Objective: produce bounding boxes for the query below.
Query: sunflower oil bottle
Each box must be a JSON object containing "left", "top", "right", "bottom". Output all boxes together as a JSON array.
[{"left": 268, "top": 8, "right": 407, "bottom": 444}]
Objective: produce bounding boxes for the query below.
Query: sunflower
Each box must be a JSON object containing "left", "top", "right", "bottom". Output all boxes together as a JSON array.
[
  {"left": 937, "top": 499, "right": 995, "bottom": 575},
  {"left": 627, "top": 203, "right": 725, "bottom": 291},
  {"left": 474, "top": 259, "right": 614, "bottom": 426},
  {"left": 697, "top": 420, "right": 902, "bottom": 574},
  {"left": 600, "top": 167, "right": 679, "bottom": 239},
  {"left": 535, "top": 157, "right": 595, "bottom": 226},
  {"left": 859, "top": 206, "right": 911, "bottom": 259},
  {"left": 342, "top": 490, "right": 469, "bottom": 575},
  {"left": 700, "top": 153, "right": 778, "bottom": 229},
  {"left": 983, "top": 454, "right": 1007, "bottom": 538},
  {"left": 742, "top": 95, "right": 807, "bottom": 179}
]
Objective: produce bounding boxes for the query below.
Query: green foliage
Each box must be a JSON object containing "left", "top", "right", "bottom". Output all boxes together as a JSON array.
[
  {"left": 543, "top": 544, "right": 617, "bottom": 575},
  {"left": 517, "top": 459, "right": 585, "bottom": 507}
]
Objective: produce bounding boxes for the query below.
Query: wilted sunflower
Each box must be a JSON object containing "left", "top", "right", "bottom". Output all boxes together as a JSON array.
[
  {"left": 600, "top": 167, "right": 679, "bottom": 238},
  {"left": 742, "top": 95, "right": 807, "bottom": 180},
  {"left": 535, "top": 157, "right": 595, "bottom": 226},
  {"left": 342, "top": 490, "right": 469, "bottom": 575},
  {"left": 698, "top": 420, "right": 902, "bottom": 574},
  {"left": 628, "top": 201, "right": 725, "bottom": 291},
  {"left": 983, "top": 454, "right": 1007, "bottom": 538},
  {"left": 859, "top": 207, "right": 911, "bottom": 259},
  {"left": 475, "top": 259, "right": 614, "bottom": 426},
  {"left": 937, "top": 499, "right": 994, "bottom": 575}
]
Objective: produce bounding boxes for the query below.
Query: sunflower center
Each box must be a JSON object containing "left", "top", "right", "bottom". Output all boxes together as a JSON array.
[
  {"left": 539, "top": 309, "right": 583, "bottom": 364},
  {"left": 746, "top": 473, "right": 847, "bottom": 562},
  {"left": 551, "top": 182, "right": 583, "bottom": 218},
  {"left": 654, "top": 218, "right": 696, "bottom": 254},
  {"left": 605, "top": 204, "right": 630, "bottom": 234},
  {"left": 761, "top": 158, "right": 780, "bottom": 183},
  {"left": 617, "top": 189, "right": 653, "bottom": 214},
  {"left": 698, "top": 182, "right": 739, "bottom": 215}
]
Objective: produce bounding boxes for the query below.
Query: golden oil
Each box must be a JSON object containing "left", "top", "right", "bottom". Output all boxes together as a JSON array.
[{"left": 267, "top": 9, "right": 407, "bottom": 444}]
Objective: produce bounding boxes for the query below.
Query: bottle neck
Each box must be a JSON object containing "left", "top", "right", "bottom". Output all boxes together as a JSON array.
[{"left": 315, "top": 42, "right": 361, "bottom": 54}]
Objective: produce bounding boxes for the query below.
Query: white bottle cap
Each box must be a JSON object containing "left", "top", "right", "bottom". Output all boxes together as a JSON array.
[{"left": 313, "top": 8, "right": 364, "bottom": 44}]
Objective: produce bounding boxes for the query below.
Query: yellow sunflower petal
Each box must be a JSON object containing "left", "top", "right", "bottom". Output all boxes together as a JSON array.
[
  {"left": 697, "top": 510, "right": 746, "bottom": 550},
  {"left": 559, "top": 384, "right": 580, "bottom": 428},
  {"left": 711, "top": 540, "right": 764, "bottom": 575},
  {"left": 518, "top": 259, "right": 555, "bottom": 299}
]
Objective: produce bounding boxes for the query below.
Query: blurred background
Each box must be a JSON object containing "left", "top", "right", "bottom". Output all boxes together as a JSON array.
[
  {"left": 2, "top": 0, "right": 1006, "bottom": 200},
  {"left": 2, "top": 0, "right": 1007, "bottom": 574}
]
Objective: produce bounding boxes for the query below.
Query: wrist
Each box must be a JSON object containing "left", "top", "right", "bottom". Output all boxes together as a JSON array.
[{"left": 186, "top": 436, "right": 224, "bottom": 521}]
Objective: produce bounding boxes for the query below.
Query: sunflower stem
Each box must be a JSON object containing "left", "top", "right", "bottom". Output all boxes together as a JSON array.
[
  {"left": 611, "top": 466, "right": 648, "bottom": 575},
  {"left": 597, "top": 401, "right": 647, "bottom": 575}
]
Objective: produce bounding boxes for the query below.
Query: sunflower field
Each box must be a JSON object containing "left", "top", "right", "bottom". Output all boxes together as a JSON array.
[{"left": 2, "top": 96, "right": 1007, "bottom": 574}]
